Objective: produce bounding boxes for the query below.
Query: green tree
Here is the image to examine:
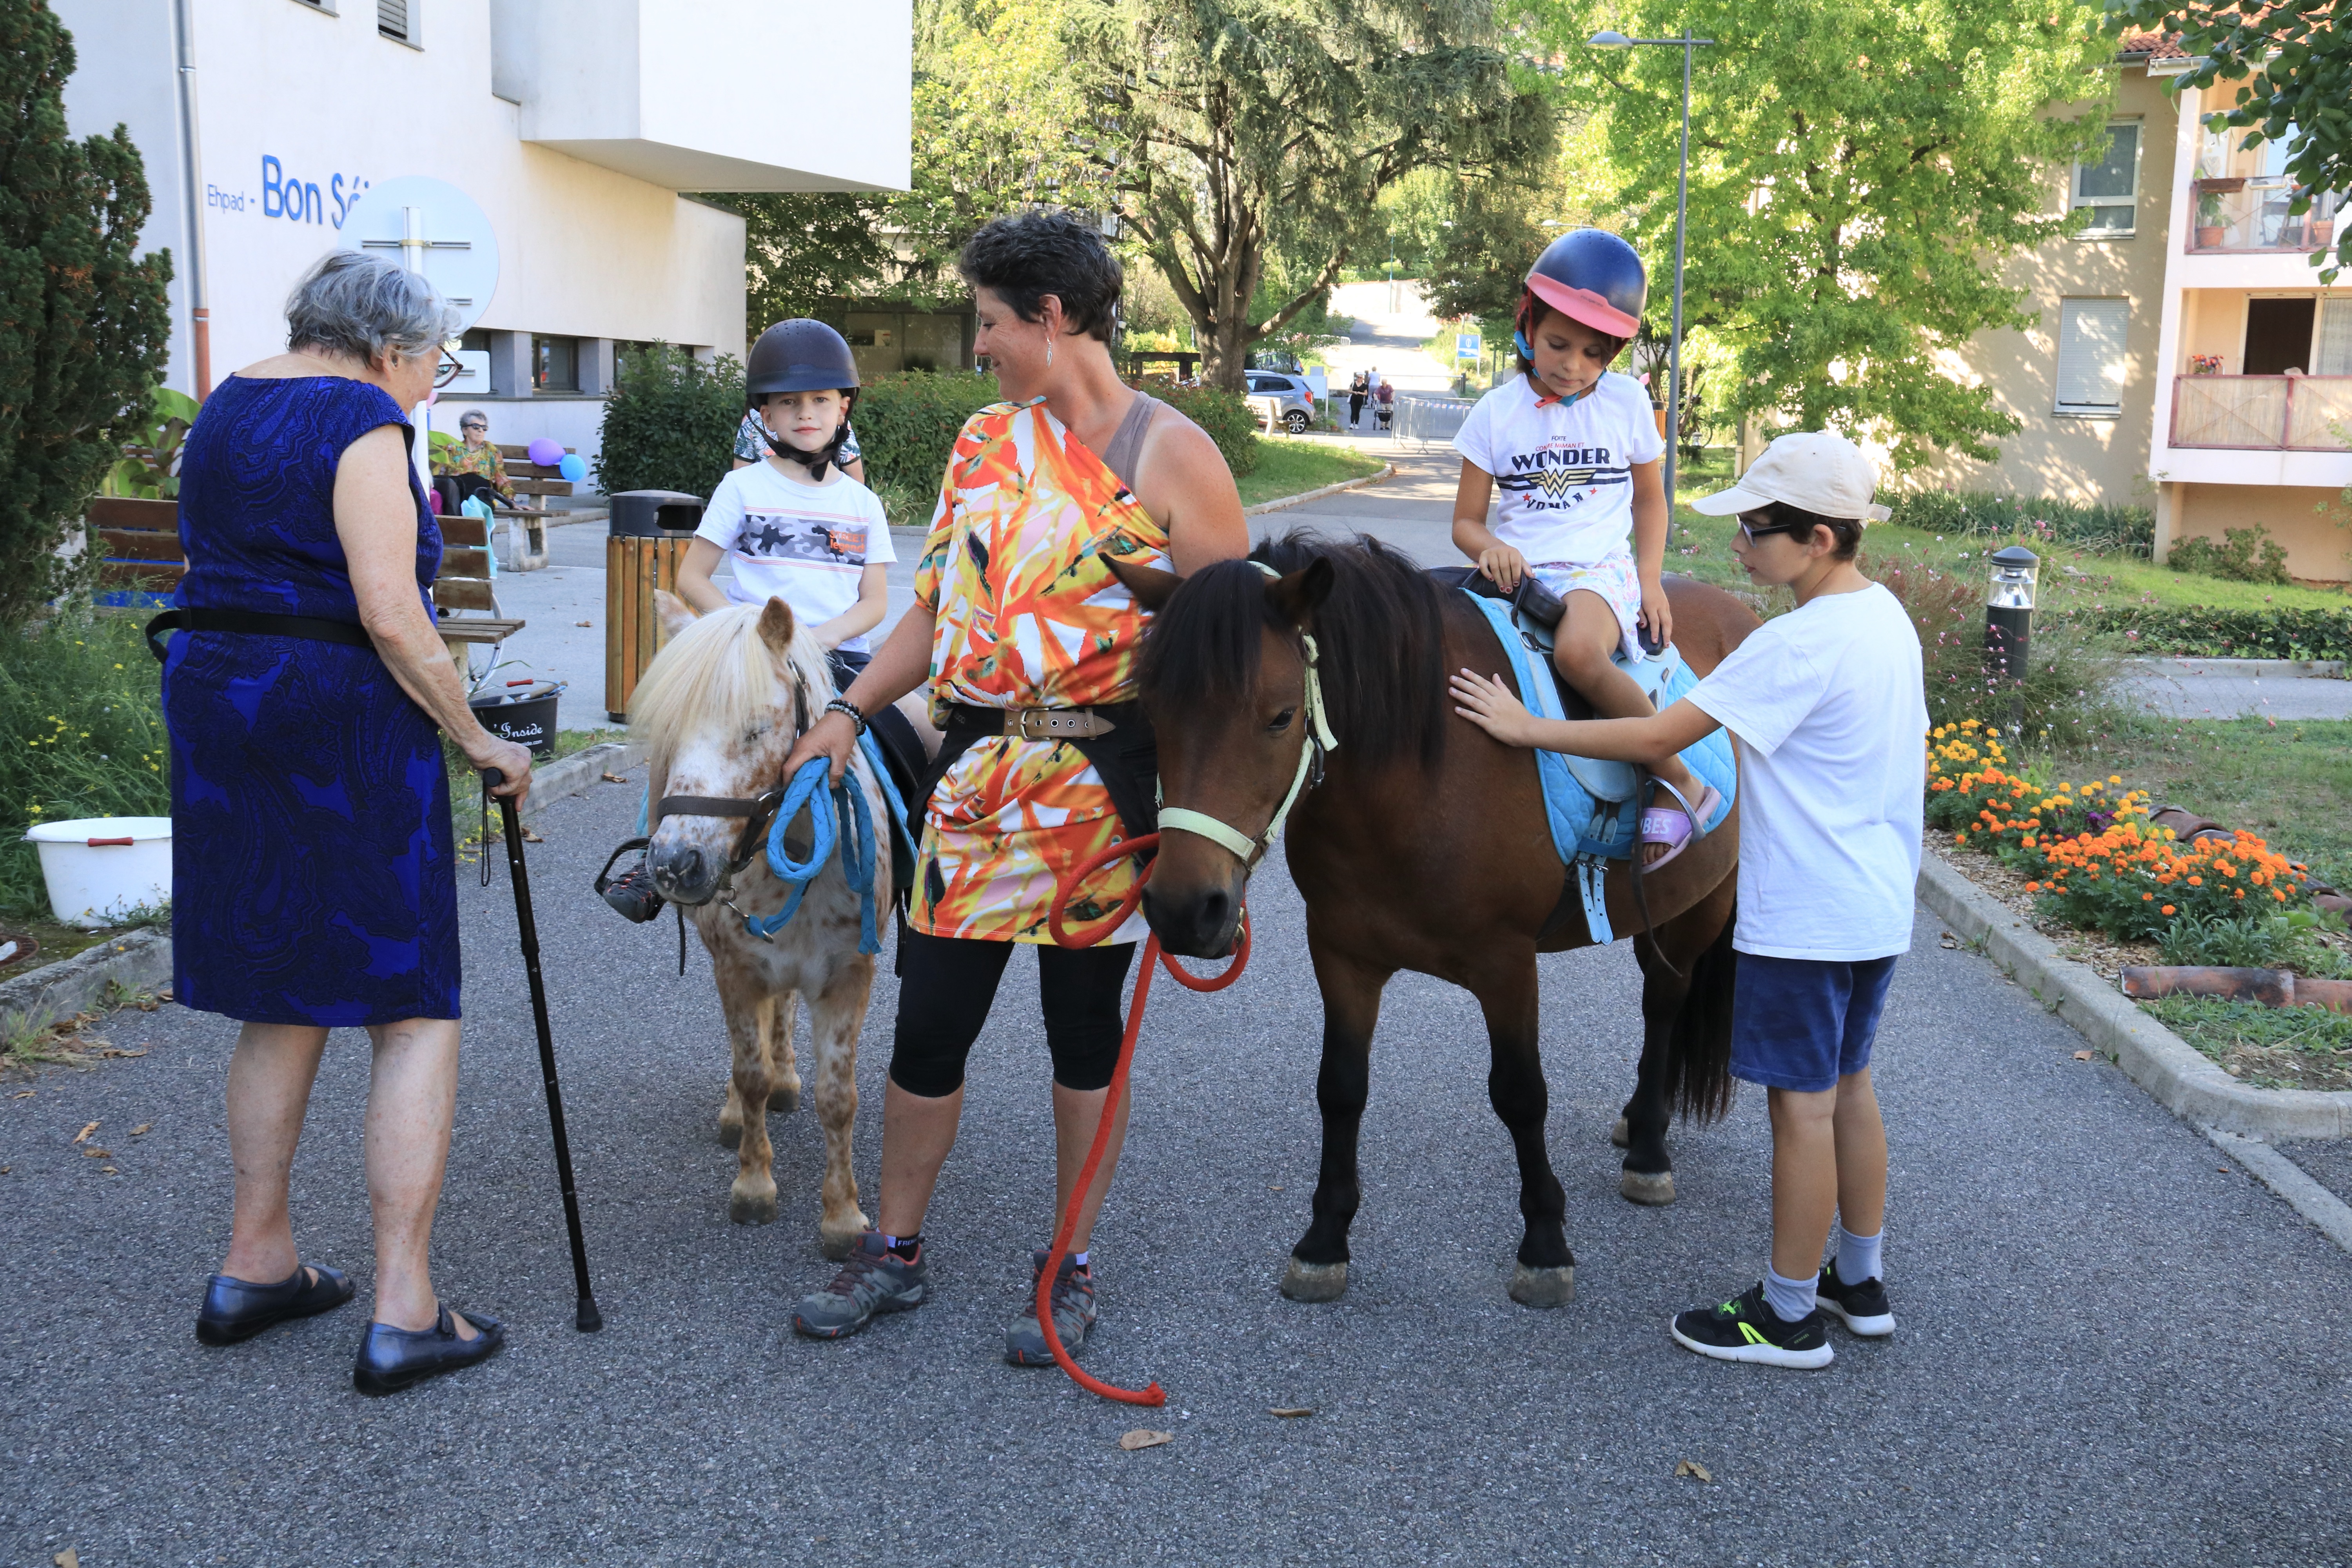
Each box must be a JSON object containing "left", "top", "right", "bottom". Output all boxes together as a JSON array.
[
  {"left": 720, "top": 192, "right": 898, "bottom": 330},
  {"left": 1542, "top": 0, "right": 2116, "bottom": 469},
  {"left": 0, "top": 2, "right": 171, "bottom": 624},
  {"left": 1070, "top": 0, "right": 1553, "bottom": 389},
  {"left": 593, "top": 346, "right": 745, "bottom": 502},
  {"left": 2106, "top": 0, "right": 2350, "bottom": 279}
]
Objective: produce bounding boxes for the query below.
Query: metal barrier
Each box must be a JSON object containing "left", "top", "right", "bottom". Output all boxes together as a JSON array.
[{"left": 1392, "top": 394, "right": 1477, "bottom": 448}]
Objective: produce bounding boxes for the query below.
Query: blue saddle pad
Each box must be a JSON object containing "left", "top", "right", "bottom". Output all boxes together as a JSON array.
[{"left": 1461, "top": 592, "right": 1736, "bottom": 865}]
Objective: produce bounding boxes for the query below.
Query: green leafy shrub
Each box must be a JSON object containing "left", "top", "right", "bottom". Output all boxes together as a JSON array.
[
  {"left": 1871, "top": 560, "right": 2116, "bottom": 746},
  {"left": 853, "top": 370, "right": 1002, "bottom": 521},
  {"left": 2156, "top": 907, "right": 2347, "bottom": 973},
  {"left": 0, "top": 608, "right": 169, "bottom": 915},
  {"left": 1876, "top": 489, "right": 2155, "bottom": 557},
  {"left": 2165, "top": 524, "right": 2292, "bottom": 585},
  {"left": 1154, "top": 384, "right": 1259, "bottom": 477},
  {"left": 2086, "top": 603, "right": 2352, "bottom": 660},
  {"left": 593, "top": 344, "right": 745, "bottom": 501},
  {"left": 101, "top": 386, "right": 200, "bottom": 499}
]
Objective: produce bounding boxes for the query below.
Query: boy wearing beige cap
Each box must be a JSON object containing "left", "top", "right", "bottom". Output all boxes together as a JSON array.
[{"left": 1450, "top": 430, "right": 1928, "bottom": 1369}]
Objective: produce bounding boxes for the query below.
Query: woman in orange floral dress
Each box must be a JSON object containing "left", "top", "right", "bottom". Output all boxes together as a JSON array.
[{"left": 782, "top": 214, "right": 1250, "bottom": 1362}]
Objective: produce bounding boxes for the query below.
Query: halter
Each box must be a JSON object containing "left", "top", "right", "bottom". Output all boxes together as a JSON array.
[
  {"left": 1154, "top": 561, "right": 1340, "bottom": 868},
  {"left": 641, "top": 678, "right": 814, "bottom": 929}
]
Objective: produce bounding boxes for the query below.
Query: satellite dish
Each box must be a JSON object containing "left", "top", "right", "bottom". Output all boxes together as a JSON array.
[{"left": 337, "top": 176, "right": 500, "bottom": 334}]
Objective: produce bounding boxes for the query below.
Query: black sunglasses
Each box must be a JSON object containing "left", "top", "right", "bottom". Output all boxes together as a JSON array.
[{"left": 1736, "top": 518, "right": 1807, "bottom": 545}]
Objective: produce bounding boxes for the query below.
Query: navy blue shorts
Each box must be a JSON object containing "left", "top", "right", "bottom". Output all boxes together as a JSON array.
[{"left": 1728, "top": 953, "right": 1898, "bottom": 1093}]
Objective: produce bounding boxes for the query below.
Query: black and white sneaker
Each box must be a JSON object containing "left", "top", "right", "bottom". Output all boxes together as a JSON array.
[
  {"left": 1670, "top": 1283, "right": 1834, "bottom": 1369},
  {"left": 1814, "top": 1260, "right": 1895, "bottom": 1337}
]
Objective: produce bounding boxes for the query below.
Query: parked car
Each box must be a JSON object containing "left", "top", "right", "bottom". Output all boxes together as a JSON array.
[{"left": 1244, "top": 370, "right": 1317, "bottom": 435}]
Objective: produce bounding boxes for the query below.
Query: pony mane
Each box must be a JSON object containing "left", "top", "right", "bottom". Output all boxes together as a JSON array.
[
  {"left": 628, "top": 602, "right": 829, "bottom": 786},
  {"left": 1137, "top": 529, "right": 1448, "bottom": 772}
]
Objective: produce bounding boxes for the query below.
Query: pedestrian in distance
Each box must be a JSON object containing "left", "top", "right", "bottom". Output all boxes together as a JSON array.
[
  {"left": 780, "top": 211, "right": 1251, "bottom": 1365},
  {"left": 679, "top": 319, "right": 891, "bottom": 693},
  {"left": 1347, "top": 369, "right": 1368, "bottom": 429},
  {"left": 1448, "top": 430, "right": 1926, "bottom": 1370},
  {"left": 1374, "top": 377, "right": 1394, "bottom": 432},
  {"left": 1449, "top": 228, "right": 1720, "bottom": 867},
  {"left": 159, "top": 250, "right": 534, "bottom": 1396}
]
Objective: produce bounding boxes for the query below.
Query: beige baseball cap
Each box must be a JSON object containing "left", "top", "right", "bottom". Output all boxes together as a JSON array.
[{"left": 1687, "top": 430, "right": 1891, "bottom": 523}]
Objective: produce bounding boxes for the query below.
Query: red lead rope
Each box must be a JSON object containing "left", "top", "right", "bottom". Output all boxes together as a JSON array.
[{"left": 1041, "top": 831, "right": 1250, "bottom": 1405}]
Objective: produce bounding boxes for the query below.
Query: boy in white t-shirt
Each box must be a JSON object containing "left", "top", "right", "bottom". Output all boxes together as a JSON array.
[
  {"left": 1450, "top": 431, "right": 1927, "bottom": 1371},
  {"left": 1451, "top": 229, "right": 1719, "bottom": 866},
  {"left": 678, "top": 319, "right": 894, "bottom": 689}
]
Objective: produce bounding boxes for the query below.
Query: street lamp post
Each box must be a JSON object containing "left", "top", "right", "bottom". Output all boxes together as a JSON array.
[{"left": 1589, "top": 27, "right": 1713, "bottom": 521}]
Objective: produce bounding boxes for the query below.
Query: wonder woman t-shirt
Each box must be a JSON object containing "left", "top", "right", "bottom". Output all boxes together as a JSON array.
[{"left": 1453, "top": 370, "right": 1663, "bottom": 566}]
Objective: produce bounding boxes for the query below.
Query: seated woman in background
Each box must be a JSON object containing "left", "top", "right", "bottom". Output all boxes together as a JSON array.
[{"left": 432, "top": 408, "right": 511, "bottom": 514}]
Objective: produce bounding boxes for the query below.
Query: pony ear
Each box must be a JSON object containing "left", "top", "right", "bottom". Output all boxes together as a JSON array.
[
  {"left": 1264, "top": 557, "right": 1335, "bottom": 631},
  {"left": 653, "top": 589, "right": 698, "bottom": 640},
  {"left": 756, "top": 596, "right": 797, "bottom": 655},
  {"left": 1106, "top": 554, "right": 1183, "bottom": 611}
]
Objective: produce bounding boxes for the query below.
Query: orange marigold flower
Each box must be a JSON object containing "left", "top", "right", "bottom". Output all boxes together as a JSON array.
[
  {"left": 2274, "top": 889, "right": 2288, "bottom": 902},
  {"left": 2142, "top": 893, "right": 2154, "bottom": 902},
  {"left": 2188, "top": 876, "right": 2202, "bottom": 887},
  {"left": 2161, "top": 904, "right": 2175, "bottom": 916},
  {"left": 2025, "top": 881, "right": 2041, "bottom": 892}
]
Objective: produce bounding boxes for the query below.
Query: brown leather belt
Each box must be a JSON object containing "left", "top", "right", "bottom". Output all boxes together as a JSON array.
[{"left": 945, "top": 703, "right": 1120, "bottom": 742}]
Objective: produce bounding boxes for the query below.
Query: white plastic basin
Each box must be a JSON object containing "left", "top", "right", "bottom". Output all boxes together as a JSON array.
[{"left": 22, "top": 817, "right": 172, "bottom": 929}]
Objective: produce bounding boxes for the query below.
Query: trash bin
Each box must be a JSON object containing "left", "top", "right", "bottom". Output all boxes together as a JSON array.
[{"left": 605, "top": 489, "right": 707, "bottom": 721}]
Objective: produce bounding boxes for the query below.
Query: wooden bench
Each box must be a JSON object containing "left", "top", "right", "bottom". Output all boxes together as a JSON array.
[
  {"left": 91, "top": 496, "right": 185, "bottom": 605},
  {"left": 433, "top": 510, "right": 524, "bottom": 653}
]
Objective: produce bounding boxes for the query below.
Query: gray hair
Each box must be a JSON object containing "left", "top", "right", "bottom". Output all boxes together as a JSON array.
[{"left": 284, "top": 250, "right": 459, "bottom": 363}]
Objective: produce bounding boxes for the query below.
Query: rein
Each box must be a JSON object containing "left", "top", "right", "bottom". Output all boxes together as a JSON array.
[{"left": 1154, "top": 562, "right": 1339, "bottom": 869}]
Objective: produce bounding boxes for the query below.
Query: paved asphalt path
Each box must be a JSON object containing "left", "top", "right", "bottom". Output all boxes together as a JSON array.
[{"left": 8, "top": 455, "right": 2351, "bottom": 1565}]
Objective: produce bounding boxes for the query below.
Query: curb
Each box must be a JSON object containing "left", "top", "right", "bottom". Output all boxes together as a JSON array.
[
  {"left": 523, "top": 740, "right": 644, "bottom": 818},
  {"left": 1244, "top": 463, "right": 1396, "bottom": 517},
  {"left": 0, "top": 927, "right": 171, "bottom": 1039},
  {"left": 2207, "top": 1129, "right": 2352, "bottom": 1252},
  {"left": 1914, "top": 853, "right": 2352, "bottom": 1139},
  {"left": 2118, "top": 657, "right": 2345, "bottom": 679}
]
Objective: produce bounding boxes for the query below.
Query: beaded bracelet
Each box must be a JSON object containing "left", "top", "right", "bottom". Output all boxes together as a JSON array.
[{"left": 823, "top": 697, "right": 869, "bottom": 736}]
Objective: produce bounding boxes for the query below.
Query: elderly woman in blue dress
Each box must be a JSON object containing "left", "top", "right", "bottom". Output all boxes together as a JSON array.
[{"left": 164, "top": 251, "right": 533, "bottom": 1395}]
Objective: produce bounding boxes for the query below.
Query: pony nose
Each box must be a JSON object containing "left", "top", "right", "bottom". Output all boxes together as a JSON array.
[
  {"left": 650, "top": 840, "right": 711, "bottom": 902},
  {"left": 1143, "top": 882, "right": 1237, "bottom": 960}
]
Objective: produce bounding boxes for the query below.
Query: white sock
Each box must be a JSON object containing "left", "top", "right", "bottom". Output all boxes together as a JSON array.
[
  {"left": 1762, "top": 1264, "right": 1817, "bottom": 1324},
  {"left": 1070, "top": 1251, "right": 1089, "bottom": 1269},
  {"left": 1835, "top": 1224, "right": 1884, "bottom": 1285}
]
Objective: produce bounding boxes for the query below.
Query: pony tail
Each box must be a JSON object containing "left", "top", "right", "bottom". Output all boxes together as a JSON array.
[{"left": 1663, "top": 901, "right": 1739, "bottom": 1123}]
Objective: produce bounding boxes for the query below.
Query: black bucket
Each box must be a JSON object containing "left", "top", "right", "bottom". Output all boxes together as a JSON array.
[{"left": 470, "top": 678, "right": 566, "bottom": 755}]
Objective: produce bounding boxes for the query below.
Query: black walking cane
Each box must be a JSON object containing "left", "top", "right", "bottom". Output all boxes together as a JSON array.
[{"left": 483, "top": 768, "right": 604, "bottom": 1333}]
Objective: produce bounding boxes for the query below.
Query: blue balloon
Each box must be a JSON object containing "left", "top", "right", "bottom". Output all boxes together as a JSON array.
[{"left": 557, "top": 453, "right": 587, "bottom": 482}]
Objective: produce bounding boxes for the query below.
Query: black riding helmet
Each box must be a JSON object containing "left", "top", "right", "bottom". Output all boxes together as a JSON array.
[{"left": 746, "top": 319, "right": 860, "bottom": 480}]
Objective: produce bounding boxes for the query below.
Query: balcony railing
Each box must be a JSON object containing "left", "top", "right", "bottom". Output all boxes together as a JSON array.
[
  {"left": 2189, "top": 180, "right": 2342, "bottom": 253},
  {"left": 2171, "top": 374, "right": 2352, "bottom": 450}
]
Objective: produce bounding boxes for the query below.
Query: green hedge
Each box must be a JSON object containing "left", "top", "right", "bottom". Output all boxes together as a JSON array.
[
  {"left": 1877, "top": 488, "right": 2155, "bottom": 557},
  {"left": 1152, "top": 384, "right": 1259, "bottom": 477},
  {"left": 2087, "top": 604, "right": 2352, "bottom": 660},
  {"left": 853, "top": 370, "right": 1003, "bottom": 514},
  {"left": 594, "top": 345, "right": 745, "bottom": 501}
]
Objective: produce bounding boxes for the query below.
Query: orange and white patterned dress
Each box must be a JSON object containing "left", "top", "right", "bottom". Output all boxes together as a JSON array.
[{"left": 911, "top": 398, "right": 1167, "bottom": 945}]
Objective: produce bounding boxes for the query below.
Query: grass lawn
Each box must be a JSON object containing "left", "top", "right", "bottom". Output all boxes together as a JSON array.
[
  {"left": 1236, "top": 439, "right": 1388, "bottom": 509},
  {"left": 2047, "top": 715, "right": 2352, "bottom": 891},
  {"left": 1664, "top": 448, "right": 2349, "bottom": 617}
]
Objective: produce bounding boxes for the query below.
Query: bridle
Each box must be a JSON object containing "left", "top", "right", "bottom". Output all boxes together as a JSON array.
[
  {"left": 1155, "top": 561, "right": 1339, "bottom": 869},
  {"left": 647, "top": 679, "right": 813, "bottom": 928}
]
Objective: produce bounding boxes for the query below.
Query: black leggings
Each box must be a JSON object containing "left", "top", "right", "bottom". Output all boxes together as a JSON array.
[{"left": 889, "top": 927, "right": 1136, "bottom": 1097}]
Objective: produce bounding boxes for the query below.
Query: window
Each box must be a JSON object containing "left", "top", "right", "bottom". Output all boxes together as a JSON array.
[
  {"left": 2072, "top": 123, "right": 2139, "bottom": 235},
  {"left": 377, "top": 0, "right": 416, "bottom": 45},
  {"left": 2318, "top": 298, "right": 2352, "bottom": 377},
  {"left": 612, "top": 340, "right": 657, "bottom": 385},
  {"left": 290, "top": 0, "right": 336, "bottom": 13},
  {"left": 2055, "top": 299, "right": 2129, "bottom": 414},
  {"left": 533, "top": 335, "right": 578, "bottom": 393}
]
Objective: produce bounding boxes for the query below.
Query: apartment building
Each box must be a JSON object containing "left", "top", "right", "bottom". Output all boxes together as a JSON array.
[{"left": 60, "top": 0, "right": 912, "bottom": 475}]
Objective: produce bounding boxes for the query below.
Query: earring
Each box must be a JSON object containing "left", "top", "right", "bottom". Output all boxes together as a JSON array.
[{"left": 1045, "top": 334, "right": 1055, "bottom": 370}]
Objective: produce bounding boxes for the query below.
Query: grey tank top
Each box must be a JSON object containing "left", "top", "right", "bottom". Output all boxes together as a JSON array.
[{"left": 1098, "top": 392, "right": 1165, "bottom": 492}]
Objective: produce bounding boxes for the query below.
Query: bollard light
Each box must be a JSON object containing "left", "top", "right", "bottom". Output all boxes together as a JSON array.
[{"left": 1984, "top": 544, "right": 2039, "bottom": 738}]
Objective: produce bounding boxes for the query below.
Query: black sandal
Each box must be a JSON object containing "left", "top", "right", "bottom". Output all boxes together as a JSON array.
[
  {"left": 195, "top": 1263, "right": 355, "bottom": 1346},
  {"left": 352, "top": 1303, "right": 506, "bottom": 1396}
]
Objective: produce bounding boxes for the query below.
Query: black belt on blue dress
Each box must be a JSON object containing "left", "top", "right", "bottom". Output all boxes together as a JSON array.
[{"left": 144, "top": 608, "right": 376, "bottom": 665}]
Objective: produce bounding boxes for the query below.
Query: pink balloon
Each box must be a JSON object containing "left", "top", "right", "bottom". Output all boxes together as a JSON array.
[{"left": 527, "top": 437, "right": 564, "bottom": 467}]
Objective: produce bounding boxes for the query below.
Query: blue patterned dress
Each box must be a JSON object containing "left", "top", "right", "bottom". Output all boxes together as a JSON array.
[{"left": 165, "top": 376, "right": 460, "bottom": 1025}]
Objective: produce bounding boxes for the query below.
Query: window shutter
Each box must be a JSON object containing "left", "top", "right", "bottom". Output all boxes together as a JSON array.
[
  {"left": 2316, "top": 298, "right": 2352, "bottom": 377},
  {"left": 2056, "top": 299, "right": 2129, "bottom": 410},
  {"left": 377, "top": 0, "right": 409, "bottom": 41}
]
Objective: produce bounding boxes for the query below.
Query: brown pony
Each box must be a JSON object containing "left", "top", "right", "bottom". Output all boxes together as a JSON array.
[{"left": 1116, "top": 532, "right": 1758, "bottom": 1308}]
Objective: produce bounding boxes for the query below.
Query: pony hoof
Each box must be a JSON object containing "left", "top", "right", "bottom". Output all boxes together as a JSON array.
[
  {"left": 718, "top": 1119, "right": 744, "bottom": 1150},
  {"left": 818, "top": 1224, "right": 860, "bottom": 1261},
  {"left": 769, "top": 1084, "right": 800, "bottom": 1114},
  {"left": 1619, "top": 1169, "right": 1677, "bottom": 1206},
  {"left": 728, "top": 1185, "right": 780, "bottom": 1226},
  {"left": 1280, "top": 1256, "right": 1348, "bottom": 1303},
  {"left": 1508, "top": 1263, "right": 1576, "bottom": 1308},
  {"left": 1609, "top": 1116, "right": 1630, "bottom": 1149}
]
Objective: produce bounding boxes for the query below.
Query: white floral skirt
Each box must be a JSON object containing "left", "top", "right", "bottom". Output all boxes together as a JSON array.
[{"left": 1530, "top": 550, "right": 1644, "bottom": 664}]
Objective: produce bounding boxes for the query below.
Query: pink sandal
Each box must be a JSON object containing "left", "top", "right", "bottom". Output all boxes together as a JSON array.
[{"left": 1639, "top": 782, "right": 1722, "bottom": 870}]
